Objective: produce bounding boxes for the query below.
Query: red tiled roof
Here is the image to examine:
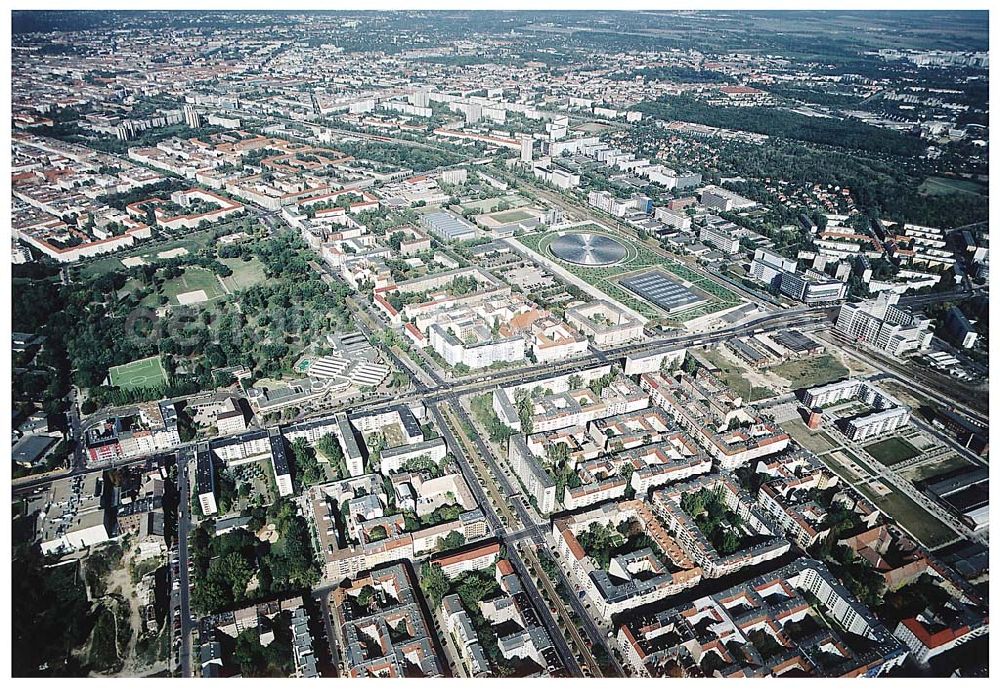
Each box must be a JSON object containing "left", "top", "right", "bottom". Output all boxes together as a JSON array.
[
  {"left": 432, "top": 541, "right": 500, "bottom": 567},
  {"left": 900, "top": 618, "right": 971, "bottom": 649}
]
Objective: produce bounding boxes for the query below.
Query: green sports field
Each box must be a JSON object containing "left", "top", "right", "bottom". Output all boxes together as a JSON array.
[
  {"left": 162, "top": 266, "right": 227, "bottom": 304},
  {"left": 491, "top": 208, "right": 535, "bottom": 223},
  {"left": 108, "top": 356, "right": 169, "bottom": 391},
  {"left": 220, "top": 256, "right": 267, "bottom": 292}
]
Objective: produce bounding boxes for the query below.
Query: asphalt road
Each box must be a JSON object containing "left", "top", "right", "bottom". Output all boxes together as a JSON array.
[
  {"left": 446, "top": 400, "right": 625, "bottom": 677},
  {"left": 504, "top": 545, "right": 583, "bottom": 676},
  {"left": 176, "top": 447, "right": 194, "bottom": 677},
  {"left": 314, "top": 588, "right": 342, "bottom": 677},
  {"left": 430, "top": 402, "right": 583, "bottom": 676}
]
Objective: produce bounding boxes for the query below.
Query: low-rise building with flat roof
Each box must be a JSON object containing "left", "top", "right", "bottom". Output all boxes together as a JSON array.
[
  {"left": 195, "top": 442, "right": 218, "bottom": 516},
  {"left": 422, "top": 210, "right": 477, "bottom": 242},
  {"left": 565, "top": 299, "right": 645, "bottom": 347},
  {"left": 269, "top": 430, "right": 293, "bottom": 497}
]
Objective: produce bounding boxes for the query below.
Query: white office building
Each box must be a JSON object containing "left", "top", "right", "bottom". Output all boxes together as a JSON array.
[{"left": 835, "top": 293, "right": 933, "bottom": 356}]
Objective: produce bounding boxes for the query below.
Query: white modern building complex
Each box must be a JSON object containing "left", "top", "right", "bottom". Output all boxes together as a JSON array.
[{"left": 835, "top": 293, "right": 933, "bottom": 356}]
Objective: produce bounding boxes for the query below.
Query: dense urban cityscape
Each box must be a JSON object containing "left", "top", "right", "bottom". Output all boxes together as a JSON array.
[{"left": 8, "top": 9, "right": 990, "bottom": 680}]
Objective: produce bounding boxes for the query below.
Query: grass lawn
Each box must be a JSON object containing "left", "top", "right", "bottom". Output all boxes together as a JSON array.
[
  {"left": 220, "top": 256, "right": 267, "bottom": 292},
  {"left": 865, "top": 436, "right": 922, "bottom": 466},
  {"left": 108, "top": 355, "right": 168, "bottom": 391},
  {"left": 117, "top": 260, "right": 247, "bottom": 309},
  {"left": 857, "top": 481, "right": 956, "bottom": 548},
  {"left": 820, "top": 451, "right": 865, "bottom": 482},
  {"left": 841, "top": 449, "right": 877, "bottom": 476},
  {"left": 901, "top": 455, "right": 974, "bottom": 483},
  {"left": 459, "top": 194, "right": 529, "bottom": 214},
  {"left": 782, "top": 418, "right": 838, "bottom": 454},
  {"left": 381, "top": 422, "right": 407, "bottom": 448},
  {"left": 768, "top": 354, "right": 849, "bottom": 390},
  {"left": 118, "top": 277, "right": 146, "bottom": 301},
  {"left": 491, "top": 208, "right": 534, "bottom": 223},
  {"left": 572, "top": 122, "right": 613, "bottom": 133},
  {"left": 161, "top": 266, "right": 226, "bottom": 304},
  {"left": 918, "top": 176, "right": 985, "bottom": 197}
]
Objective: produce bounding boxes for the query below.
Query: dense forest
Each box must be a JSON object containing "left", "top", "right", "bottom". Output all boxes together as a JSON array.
[
  {"left": 12, "top": 544, "right": 94, "bottom": 676},
  {"left": 637, "top": 96, "right": 927, "bottom": 157},
  {"left": 621, "top": 121, "right": 988, "bottom": 230},
  {"left": 190, "top": 499, "right": 320, "bottom": 614}
]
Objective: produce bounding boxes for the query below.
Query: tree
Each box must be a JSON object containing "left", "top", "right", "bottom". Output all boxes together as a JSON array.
[
  {"left": 388, "top": 231, "right": 405, "bottom": 252},
  {"left": 588, "top": 371, "right": 616, "bottom": 396},
  {"left": 546, "top": 442, "right": 570, "bottom": 468},
  {"left": 682, "top": 353, "right": 699, "bottom": 375},
  {"left": 12, "top": 546, "right": 91, "bottom": 676},
  {"left": 88, "top": 605, "right": 122, "bottom": 672},
  {"left": 289, "top": 437, "right": 323, "bottom": 489},
  {"left": 454, "top": 570, "right": 501, "bottom": 612},
  {"left": 514, "top": 389, "right": 534, "bottom": 434},
  {"left": 620, "top": 463, "right": 636, "bottom": 499},
  {"left": 356, "top": 584, "right": 376, "bottom": 609},
  {"left": 233, "top": 629, "right": 267, "bottom": 676},
  {"left": 317, "top": 433, "right": 347, "bottom": 478},
  {"left": 719, "top": 530, "right": 742, "bottom": 556},
  {"left": 214, "top": 551, "right": 253, "bottom": 600},
  {"left": 419, "top": 562, "right": 449, "bottom": 609},
  {"left": 192, "top": 577, "right": 229, "bottom": 614},
  {"left": 367, "top": 432, "right": 386, "bottom": 467},
  {"left": 437, "top": 530, "right": 466, "bottom": 552}
]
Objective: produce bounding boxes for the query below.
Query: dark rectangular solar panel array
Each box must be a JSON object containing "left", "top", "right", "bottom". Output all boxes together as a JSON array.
[{"left": 620, "top": 270, "right": 702, "bottom": 312}]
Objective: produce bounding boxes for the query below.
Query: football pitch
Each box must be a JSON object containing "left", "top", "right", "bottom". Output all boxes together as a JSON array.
[
  {"left": 491, "top": 208, "right": 534, "bottom": 223},
  {"left": 108, "top": 356, "right": 169, "bottom": 391}
]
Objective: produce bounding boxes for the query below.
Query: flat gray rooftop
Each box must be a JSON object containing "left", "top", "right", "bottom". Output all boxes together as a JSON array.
[{"left": 620, "top": 270, "right": 705, "bottom": 313}]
